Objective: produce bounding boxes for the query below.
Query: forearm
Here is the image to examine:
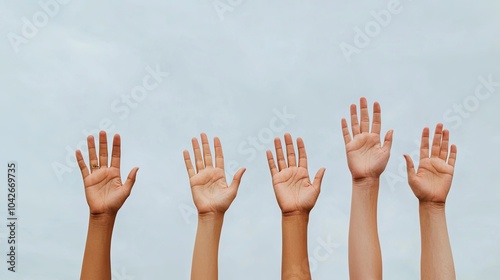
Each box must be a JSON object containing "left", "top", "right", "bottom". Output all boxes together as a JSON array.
[
  {"left": 191, "top": 213, "right": 224, "bottom": 280},
  {"left": 281, "top": 214, "right": 311, "bottom": 280},
  {"left": 419, "top": 203, "right": 455, "bottom": 280},
  {"left": 80, "top": 214, "right": 116, "bottom": 280},
  {"left": 348, "top": 178, "right": 382, "bottom": 280}
]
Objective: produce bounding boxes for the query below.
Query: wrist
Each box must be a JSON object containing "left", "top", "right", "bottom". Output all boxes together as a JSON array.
[
  {"left": 282, "top": 213, "right": 309, "bottom": 223},
  {"left": 352, "top": 176, "right": 380, "bottom": 190},
  {"left": 88, "top": 213, "right": 116, "bottom": 231},
  {"left": 89, "top": 213, "right": 117, "bottom": 222},
  {"left": 282, "top": 210, "right": 311, "bottom": 218},
  {"left": 198, "top": 212, "right": 225, "bottom": 223},
  {"left": 419, "top": 201, "right": 446, "bottom": 212}
]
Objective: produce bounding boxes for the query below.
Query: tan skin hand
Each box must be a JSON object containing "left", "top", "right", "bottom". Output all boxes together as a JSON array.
[
  {"left": 183, "top": 133, "right": 246, "bottom": 216},
  {"left": 404, "top": 124, "right": 457, "bottom": 205},
  {"left": 76, "top": 131, "right": 138, "bottom": 216},
  {"left": 267, "top": 133, "right": 326, "bottom": 216},
  {"left": 342, "top": 98, "right": 393, "bottom": 181}
]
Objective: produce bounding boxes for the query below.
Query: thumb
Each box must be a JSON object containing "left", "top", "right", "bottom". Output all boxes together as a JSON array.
[
  {"left": 312, "top": 168, "right": 326, "bottom": 191},
  {"left": 383, "top": 130, "right": 394, "bottom": 151},
  {"left": 123, "top": 167, "right": 139, "bottom": 193},
  {"left": 403, "top": 155, "right": 415, "bottom": 182},
  {"left": 229, "top": 168, "right": 246, "bottom": 192}
]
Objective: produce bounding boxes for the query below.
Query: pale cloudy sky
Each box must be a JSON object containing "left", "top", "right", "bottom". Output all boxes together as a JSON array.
[{"left": 0, "top": 0, "right": 499, "bottom": 279}]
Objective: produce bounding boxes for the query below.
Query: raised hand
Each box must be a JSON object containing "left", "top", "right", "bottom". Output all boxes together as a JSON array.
[
  {"left": 183, "top": 133, "right": 246, "bottom": 216},
  {"left": 76, "top": 131, "right": 139, "bottom": 217},
  {"left": 186, "top": 134, "right": 246, "bottom": 280},
  {"left": 268, "top": 134, "right": 325, "bottom": 280},
  {"left": 404, "top": 123, "right": 457, "bottom": 205},
  {"left": 77, "top": 131, "right": 138, "bottom": 280},
  {"left": 343, "top": 98, "right": 390, "bottom": 280},
  {"left": 341, "top": 97, "right": 393, "bottom": 181},
  {"left": 266, "top": 133, "right": 326, "bottom": 216}
]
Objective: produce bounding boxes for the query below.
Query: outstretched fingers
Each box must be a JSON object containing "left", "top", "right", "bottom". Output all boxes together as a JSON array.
[
  {"left": 201, "top": 133, "right": 213, "bottom": 168},
  {"left": 110, "top": 134, "right": 121, "bottom": 169},
  {"left": 341, "top": 118, "right": 351, "bottom": 144},
  {"left": 312, "top": 168, "right": 326, "bottom": 191},
  {"left": 214, "top": 137, "right": 225, "bottom": 170},
  {"left": 76, "top": 150, "right": 89, "bottom": 179},
  {"left": 183, "top": 150, "right": 196, "bottom": 178},
  {"left": 229, "top": 168, "right": 246, "bottom": 192},
  {"left": 403, "top": 154, "right": 416, "bottom": 182},
  {"left": 87, "top": 135, "right": 99, "bottom": 172},
  {"left": 420, "top": 127, "right": 430, "bottom": 159},
  {"left": 267, "top": 150, "right": 278, "bottom": 177},
  {"left": 98, "top": 131, "right": 109, "bottom": 168},
  {"left": 274, "top": 137, "right": 287, "bottom": 171},
  {"left": 448, "top": 144, "right": 458, "bottom": 167},
  {"left": 431, "top": 124, "right": 443, "bottom": 158},
  {"left": 192, "top": 137, "right": 204, "bottom": 172},
  {"left": 383, "top": 129, "right": 394, "bottom": 152},
  {"left": 123, "top": 167, "right": 139, "bottom": 193},
  {"left": 350, "top": 104, "right": 360, "bottom": 136},
  {"left": 359, "top": 97, "right": 370, "bottom": 133},
  {"left": 439, "top": 129, "right": 450, "bottom": 160},
  {"left": 284, "top": 133, "right": 296, "bottom": 167},
  {"left": 371, "top": 102, "right": 382, "bottom": 135},
  {"left": 297, "top": 137, "right": 308, "bottom": 169}
]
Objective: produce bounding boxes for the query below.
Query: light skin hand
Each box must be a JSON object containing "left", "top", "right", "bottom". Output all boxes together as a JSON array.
[
  {"left": 76, "top": 131, "right": 139, "bottom": 217},
  {"left": 404, "top": 123, "right": 457, "bottom": 206},
  {"left": 183, "top": 133, "right": 246, "bottom": 216},
  {"left": 343, "top": 97, "right": 392, "bottom": 280},
  {"left": 266, "top": 133, "right": 326, "bottom": 216},
  {"left": 341, "top": 97, "right": 393, "bottom": 182},
  {"left": 184, "top": 133, "right": 246, "bottom": 280},
  {"left": 405, "top": 124, "right": 457, "bottom": 280}
]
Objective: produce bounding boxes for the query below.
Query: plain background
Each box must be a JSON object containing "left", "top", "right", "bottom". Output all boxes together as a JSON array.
[{"left": 1, "top": 0, "right": 499, "bottom": 279}]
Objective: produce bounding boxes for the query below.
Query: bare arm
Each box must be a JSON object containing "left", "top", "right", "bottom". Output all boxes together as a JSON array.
[
  {"left": 341, "top": 98, "right": 393, "bottom": 280},
  {"left": 77, "top": 131, "right": 139, "bottom": 280},
  {"left": 404, "top": 124, "right": 457, "bottom": 280},
  {"left": 267, "top": 134, "right": 326, "bottom": 280},
  {"left": 184, "top": 134, "right": 246, "bottom": 280},
  {"left": 81, "top": 215, "right": 115, "bottom": 280},
  {"left": 191, "top": 214, "right": 224, "bottom": 279}
]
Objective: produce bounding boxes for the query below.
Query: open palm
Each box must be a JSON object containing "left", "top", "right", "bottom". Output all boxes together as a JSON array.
[
  {"left": 267, "top": 134, "right": 325, "bottom": 215},
  {"left": 184, "top": 134, "right": 245, "bottom": 216},
  {"left": 76, "top": 131, "right": 138, "bottom": 216},
  {"left": 404, "top": 124, "right": 457, "bottom": 204},
  {"left": 342, "top": 98, "right": 393, "bottom": 181}
]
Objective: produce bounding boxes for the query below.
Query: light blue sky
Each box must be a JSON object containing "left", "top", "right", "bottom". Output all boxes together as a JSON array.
[{"left": 1, "top": 0, "right": 499, "bottom": 279}]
